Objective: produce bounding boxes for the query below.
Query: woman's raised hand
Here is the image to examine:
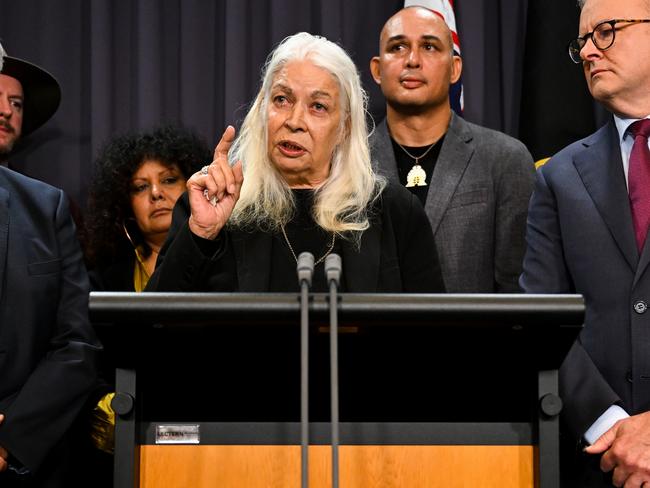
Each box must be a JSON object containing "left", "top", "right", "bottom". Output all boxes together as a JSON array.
[{"left": 187, "top": 125, "right": 244, "bottom": 239}]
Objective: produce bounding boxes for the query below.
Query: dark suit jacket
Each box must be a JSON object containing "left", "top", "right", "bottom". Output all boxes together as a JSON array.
[
  {"left": 148, "top": 182, "right": 445, "bottom": 293},
  {"left": 370, "top": 113, "right": 535, "bottom": 292},
  {"left": 521, "top": 120, "right": 650, "bottom": 486},
  {"left": 0, "top": 167, "right": 100, "bottom": 486}
]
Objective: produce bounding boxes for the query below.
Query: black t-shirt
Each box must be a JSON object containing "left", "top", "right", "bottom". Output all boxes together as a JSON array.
[
  {"left": 269, "top": 189, "right": 345, "bottom": 292},
  {"left": 390, "top": 134, "right": 445, "bottom": 207}
]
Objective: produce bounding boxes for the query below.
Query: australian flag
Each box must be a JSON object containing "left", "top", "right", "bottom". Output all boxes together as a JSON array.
[{"left": 404, "top": 0, "right": 464, "bottom": 115}]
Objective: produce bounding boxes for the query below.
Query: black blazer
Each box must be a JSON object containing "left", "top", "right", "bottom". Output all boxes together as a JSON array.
[
  {"left": 0, "top": 167, "right": 100, "bottom": 485},
  {"left": 148, "top": 182, "right": 445, "bottom": 293}
]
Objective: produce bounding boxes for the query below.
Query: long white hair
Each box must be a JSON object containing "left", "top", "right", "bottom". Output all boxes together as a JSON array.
[
  {"left": 229, "top": 32, "right": 384, "bottom": 237},
  {"left": 0, "top": 43, "right": 5, "bottom": 71}
]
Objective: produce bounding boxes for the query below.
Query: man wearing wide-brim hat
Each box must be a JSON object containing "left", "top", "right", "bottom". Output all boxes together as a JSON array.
[
  {"left": 0, "top": 44, "right": 61, "bottom": 165},
  {"left": 0, "top": 44, "right": 100, "bottom": 487}
]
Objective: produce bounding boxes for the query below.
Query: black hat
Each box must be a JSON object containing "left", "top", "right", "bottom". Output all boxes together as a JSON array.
[{"left": 0, "top": 55, "right": 61, "bottom": 135}]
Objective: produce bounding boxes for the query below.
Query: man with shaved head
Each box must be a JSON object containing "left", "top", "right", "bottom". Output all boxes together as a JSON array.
[
  {"left": 369, "top": 6, "right": 534, "bottom": 293},
  {"left": 521, "top": 0, "right": 650, "bottom": 485}
]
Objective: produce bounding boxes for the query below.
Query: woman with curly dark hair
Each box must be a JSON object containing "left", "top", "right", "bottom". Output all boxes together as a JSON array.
[{"left": 85, "top": 124, "right": 211, "bottom": 291}]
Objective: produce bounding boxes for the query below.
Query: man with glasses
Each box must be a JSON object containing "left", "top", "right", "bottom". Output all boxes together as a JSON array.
[{"left": 521, "top": 0, "right": 650, "bottom": 486}]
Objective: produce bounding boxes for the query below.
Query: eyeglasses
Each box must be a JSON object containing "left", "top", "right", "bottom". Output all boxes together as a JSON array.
[{"left": 568, "top": 18, "right": 650, "bottom": 64}]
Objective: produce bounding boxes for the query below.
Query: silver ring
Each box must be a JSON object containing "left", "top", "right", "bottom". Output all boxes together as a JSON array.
[
  {"left": 203, "top": 189, "right": 218, "bottom": 206},
  {"left": 200, "top": 165, "right": 210, "bottom": 175}
]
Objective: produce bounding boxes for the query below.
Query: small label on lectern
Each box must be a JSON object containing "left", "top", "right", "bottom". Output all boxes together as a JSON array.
[{"left": 155, "top": 424, "right": 200, "bottom": 444}]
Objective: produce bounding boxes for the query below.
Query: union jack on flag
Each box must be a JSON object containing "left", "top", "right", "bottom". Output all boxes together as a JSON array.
[{"left": 404, "top": 0, "right": 464, "bottom": 114}]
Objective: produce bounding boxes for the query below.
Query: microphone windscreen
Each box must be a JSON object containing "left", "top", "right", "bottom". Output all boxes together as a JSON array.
[
  {"left": 325, "top": 253, "right": 342, "bottom": 286},
  {"left": 297, "top": 252, "right": 315, "bottom": 286}
]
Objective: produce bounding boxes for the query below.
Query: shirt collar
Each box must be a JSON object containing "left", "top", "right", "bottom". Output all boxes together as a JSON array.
[{"left": 614, "top": 114, "right": 650, "bottom": 144}]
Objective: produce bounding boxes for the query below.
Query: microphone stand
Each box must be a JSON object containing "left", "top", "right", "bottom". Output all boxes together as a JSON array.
[
  {"left": 297, "top": 252, "right": 314, "bottom": 488},
  {"left": 325, "top": 253, "right": 342, "bottom": 488}
]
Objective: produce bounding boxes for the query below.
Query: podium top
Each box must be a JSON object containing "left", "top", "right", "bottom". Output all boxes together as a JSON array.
[
  {"left": 89, "top": 292, "right": 584, "bottom": 328},
  {"left": 90, "top": 292, "right": 584, "bottom": 422}
]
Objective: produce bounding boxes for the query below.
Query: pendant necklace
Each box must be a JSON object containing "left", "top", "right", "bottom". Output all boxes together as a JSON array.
[
  {"left": 395, "top": 141, "right": 435, "bottom": 187},
  {"left": 281, "top": 225, "right": 336, "bottom": 265}
]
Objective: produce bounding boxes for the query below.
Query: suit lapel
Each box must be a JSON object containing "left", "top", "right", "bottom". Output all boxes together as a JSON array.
[
  {"left": 636, "top": 238, "right": 650, "bottom": 287},
  {"left": 0, "top": 184, "right": 8, "bottom": 303},
  {"left": 573, "top": 121, "right": 638, "bottom": 271},
  {"left": 231, "top": 230, "right": 272, "bottom": 292},
  {"left": 342, "top": 214, "right": 382, "bottom": 292},
  {"left": 371, "top": 119, "right": 400, "bottom": 182},
  {"left": 423, "top": 112, "right": 474, "bottom": 234}
]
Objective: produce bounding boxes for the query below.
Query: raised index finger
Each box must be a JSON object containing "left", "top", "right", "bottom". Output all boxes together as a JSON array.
[{"left": 214, "top": 125, "right": 236, "bottom": 162}]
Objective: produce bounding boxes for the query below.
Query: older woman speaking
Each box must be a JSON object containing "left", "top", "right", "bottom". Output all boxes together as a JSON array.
[{"left": 148, "top": 32, "right": 444, "bottom": 293}]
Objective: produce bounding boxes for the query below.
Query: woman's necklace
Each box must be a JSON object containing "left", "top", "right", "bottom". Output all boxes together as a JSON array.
[
  {"left": 395, "top": 141, "right": 436, "bottom": 187},
  {"left": 281, "top": 225, "right": 336, "bottom": 265}
]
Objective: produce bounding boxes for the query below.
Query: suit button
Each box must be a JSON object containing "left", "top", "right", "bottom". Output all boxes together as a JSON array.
[{"left": 634, "top": 301, "right": 647, "bottom": 314}]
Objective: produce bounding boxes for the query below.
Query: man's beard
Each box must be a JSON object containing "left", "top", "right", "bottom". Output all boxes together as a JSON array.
[
  {"left": 0, "top": 141, "right": 15, "bottom": 162},
  {"left": 0, "top": 139, "right": 16, "bottom": 166},
  {"left": 0, "top": 121, "right": 18, "bottom": 162}
]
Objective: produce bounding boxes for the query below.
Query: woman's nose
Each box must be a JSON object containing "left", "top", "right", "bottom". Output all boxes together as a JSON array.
[
  {"left": 285, "top": 104, "right": 306, "bottom": 131},
  {"left": 150, "top": 184, "right": 164, "bottom": 200}
]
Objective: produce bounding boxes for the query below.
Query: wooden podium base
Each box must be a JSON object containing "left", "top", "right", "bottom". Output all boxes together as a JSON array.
[{"left": 139, "top": 445, "right": 534, "bottom": 487}]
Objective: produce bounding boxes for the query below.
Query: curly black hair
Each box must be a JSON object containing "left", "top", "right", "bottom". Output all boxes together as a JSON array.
[{"left": 84, "top": 124, "right": 212, "bottom": 267}]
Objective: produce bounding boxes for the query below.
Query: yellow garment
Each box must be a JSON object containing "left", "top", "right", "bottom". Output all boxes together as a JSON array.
[
  {"left": 133, "top": 245, "right": 151, "bottom": 292},
  {"left": 535, "top": 157, "right": 550, "bottom": 169},
  {"left": 90, "top": 392, "right": 116, "bottom": 454},
  {"left": 91, "top": 249, "right": 148, "bottom": 453},
  {"left": 92, "top": 248, "right": 150, "bottom": 452}
]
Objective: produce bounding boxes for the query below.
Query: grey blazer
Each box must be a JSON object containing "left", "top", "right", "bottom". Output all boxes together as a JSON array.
[{"left": 370, "top": 112, "right": 534, "bottom": 292}]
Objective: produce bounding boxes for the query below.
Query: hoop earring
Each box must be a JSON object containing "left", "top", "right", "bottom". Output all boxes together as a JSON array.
[{"left": 122, "top": 218, "right": 138, "bottom": 249}]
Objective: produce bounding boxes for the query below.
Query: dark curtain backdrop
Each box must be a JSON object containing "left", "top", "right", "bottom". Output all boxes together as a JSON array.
[
  {"left": 519, "top": 0, "right": 608, "bottom": 161},
  {"left": 0, "top": 0, "right": 594, "bottom": 207}
]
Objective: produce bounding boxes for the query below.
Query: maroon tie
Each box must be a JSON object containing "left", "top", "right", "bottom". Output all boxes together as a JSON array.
[{"left": 628, "top": 119, "right": 650, "bottom": 252}]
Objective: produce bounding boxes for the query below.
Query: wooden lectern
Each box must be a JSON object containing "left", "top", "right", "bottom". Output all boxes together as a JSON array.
[{"left": 89, "top": 293, "right": 583, "bottom": 488}]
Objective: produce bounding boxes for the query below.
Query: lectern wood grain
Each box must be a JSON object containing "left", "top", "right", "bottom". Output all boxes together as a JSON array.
[{"left": 139, "top": 445, "right": 534, "bottom": 487}]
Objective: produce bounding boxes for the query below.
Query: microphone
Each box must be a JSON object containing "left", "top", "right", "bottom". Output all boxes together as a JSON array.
[
  {"left": 324, "top": 253, "right": 342, "bottom": 488},
  {"left": 297, "top": 252, "right": 314, "bottom": 287},
  {"left": 325, "top": 254, "right": 342, "bottom": 287},
  {"left": 297, "top": 252, "right": 314, "bottom": 488}
]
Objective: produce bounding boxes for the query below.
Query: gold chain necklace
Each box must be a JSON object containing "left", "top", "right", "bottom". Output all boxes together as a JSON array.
[
  {"left": 281, "top": 225, "right": 336, "bottom": 265},
  {"left": 395, "top": 140, "right": 435, "bottom": 188}
]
